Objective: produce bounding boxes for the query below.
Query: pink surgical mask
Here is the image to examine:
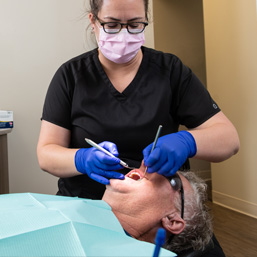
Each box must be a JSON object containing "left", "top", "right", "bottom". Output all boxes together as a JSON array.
[{"left": 97, "top": 28, "right": 145, "bottom": 64}]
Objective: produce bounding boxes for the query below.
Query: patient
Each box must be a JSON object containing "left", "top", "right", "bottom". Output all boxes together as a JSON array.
[{"left": 103, "top": 162, "right": 214, "bottom": 255}]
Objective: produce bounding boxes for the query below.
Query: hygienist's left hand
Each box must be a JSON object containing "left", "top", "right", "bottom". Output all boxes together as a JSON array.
[{"left": 143, "top": 131, "right": 197, "bottom": 176}]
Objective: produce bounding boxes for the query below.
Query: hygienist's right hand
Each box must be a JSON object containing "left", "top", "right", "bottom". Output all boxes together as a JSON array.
[{"left": 75, "top": 141, "right": 125, "bottom": 185}]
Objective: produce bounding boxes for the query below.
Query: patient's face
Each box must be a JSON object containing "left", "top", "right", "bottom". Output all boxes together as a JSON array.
[{"left": 102, "top": 162, "right": 176, "bottom": 221}]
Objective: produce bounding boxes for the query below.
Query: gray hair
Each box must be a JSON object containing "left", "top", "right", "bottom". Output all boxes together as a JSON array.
[{"left": 163, "top": 171, "right": 213, "bottom": 253}]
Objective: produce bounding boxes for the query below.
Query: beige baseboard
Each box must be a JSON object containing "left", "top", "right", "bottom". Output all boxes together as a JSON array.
[{"left": 212, "top": 191, "right": 257, "bottom": 219}]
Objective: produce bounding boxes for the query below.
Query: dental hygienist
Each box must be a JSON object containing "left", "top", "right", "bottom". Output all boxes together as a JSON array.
[{"left": 37, "top": 0, "right": 239, "bottom": 199}]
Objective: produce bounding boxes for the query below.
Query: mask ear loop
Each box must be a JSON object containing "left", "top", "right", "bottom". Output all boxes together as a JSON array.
[{"left": 83, "top": 25, "right": 97, "bottom": 50}]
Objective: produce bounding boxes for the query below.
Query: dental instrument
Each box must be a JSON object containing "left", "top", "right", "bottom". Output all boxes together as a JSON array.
[
  {"left": 142, "top": 125, "right": 163, "bottom": 178},
  {"left": 85, "top": 138, "right": 136, "bottom": 170}
]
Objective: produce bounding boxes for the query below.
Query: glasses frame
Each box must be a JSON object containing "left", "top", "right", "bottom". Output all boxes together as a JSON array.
[
  {"left": 94, "top": 16, "right": 148, "bottom": 34},
  {"left": 168, "top": 173, "right": 184, "bottom": 219},
  {"left": 166, "top": 173, "right": 185, "bottom": 244}
]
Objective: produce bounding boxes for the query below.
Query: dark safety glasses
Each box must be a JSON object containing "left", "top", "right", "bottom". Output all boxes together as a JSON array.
[
  {"left": 168, "top": 173, "right": 184, "bottom": 219},
  {"left": 166, "top": 173, "right": 185, "bottom": 244}
]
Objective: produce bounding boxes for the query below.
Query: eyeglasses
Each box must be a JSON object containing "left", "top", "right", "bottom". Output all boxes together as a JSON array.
[
  {"left": 95, "top": 16, "right": 148, "bottom": 34},
  {"left": 168, "top": 173, "right": 184, "bottom": 219}
]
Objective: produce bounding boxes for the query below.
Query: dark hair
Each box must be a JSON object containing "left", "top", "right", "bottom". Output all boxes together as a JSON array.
[{"left": 89, "top": 0, "right": 149, "bottom": 20}]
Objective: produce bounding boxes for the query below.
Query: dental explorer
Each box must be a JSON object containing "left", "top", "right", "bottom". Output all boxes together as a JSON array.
[{"left": 142, "top": 125, "right": 163, "bottom": 178}]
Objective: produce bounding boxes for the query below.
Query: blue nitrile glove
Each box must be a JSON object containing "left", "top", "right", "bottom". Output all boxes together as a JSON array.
[
  {"left": 143, "top": 131, "right": 197, "bottom": 176},
  {"left": 75, "top": 141, "right": 125, "bottom": 185}
]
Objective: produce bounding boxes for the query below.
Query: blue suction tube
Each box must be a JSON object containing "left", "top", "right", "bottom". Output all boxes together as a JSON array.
[{"left": 153, "top": 228, "right": 166, "bottom": 257}]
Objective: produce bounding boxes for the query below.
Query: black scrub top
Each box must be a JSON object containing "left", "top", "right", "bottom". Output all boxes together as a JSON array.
[{"left": 42, "top": 46, "right": 220, "bottom": 199}]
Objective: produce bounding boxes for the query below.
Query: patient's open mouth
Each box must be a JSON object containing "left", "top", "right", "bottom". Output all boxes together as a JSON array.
[
  {"left": 126, "top": 169, "right": 144, "bottom": 181},
  {"left": 128, "top": 171, "right": 141, "bottom": 180}
]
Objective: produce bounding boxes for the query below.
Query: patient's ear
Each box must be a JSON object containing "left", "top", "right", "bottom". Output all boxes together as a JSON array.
[{"left": 161, "top": 214, "right": 185, "bottom": 235}]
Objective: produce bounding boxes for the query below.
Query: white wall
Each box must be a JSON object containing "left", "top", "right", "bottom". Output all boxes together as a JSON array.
[
  {"left": 0, "top": 0, "right": 154, "bottom": 195},
  {"left": 203, "top": 0, "right": 257, "bottom": 218},
  {"left": 152, "top": 0, "right": 212, "bottom": 175}
]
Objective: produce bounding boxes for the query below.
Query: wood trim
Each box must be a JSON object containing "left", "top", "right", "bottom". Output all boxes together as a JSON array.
[
  {"left": 212, "top": 190, "right": 257, "bottom": 219},
  {"left": 0, "top": 134, "right": 9, "bottom": 194}
]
